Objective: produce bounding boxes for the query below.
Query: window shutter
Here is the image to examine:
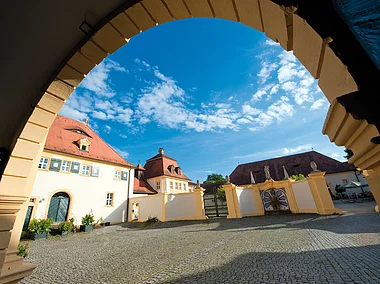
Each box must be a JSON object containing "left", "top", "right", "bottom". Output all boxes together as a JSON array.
[
  {"left": 92, "top": 166, "right": 100, "bottom": 177},
  {"left": 121, "top": 171, "right": 128, "bottom": 181},
  {"left": 49, "top": 158, "right": 62, "bottom": 172},
  {"left": 71, "top": 162, "right": 81, "bottom": 174}
]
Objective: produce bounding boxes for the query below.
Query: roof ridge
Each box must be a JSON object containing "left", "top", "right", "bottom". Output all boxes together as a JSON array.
[{"left": 238, "top": 150, "right": 315, "bottom": 167}]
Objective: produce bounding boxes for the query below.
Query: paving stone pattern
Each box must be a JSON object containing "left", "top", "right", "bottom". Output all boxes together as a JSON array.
[{"left": 22, "top": 211, "right": 380, "bottom": 283}]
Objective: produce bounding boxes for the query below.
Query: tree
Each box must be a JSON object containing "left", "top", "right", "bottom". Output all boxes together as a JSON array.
[
  {"left": 216, "top": 188, "right": 226, "bottom": 202},
  {"left": 203, "top": 173, "right": 226, "bottom": 184},
  {"left": 290, "top": 174, "right": 305, "bottom": 181},
  {"left": 344, "top": 148, "right": 354, "bottom": 160}
]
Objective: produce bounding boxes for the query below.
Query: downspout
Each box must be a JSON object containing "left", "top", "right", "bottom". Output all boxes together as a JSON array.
[
  {"left": 354, "top": 168, "right": 365, "bottom": 195},
  {"left": 125, "top": 167, "right": 132, "bottom": 222}
]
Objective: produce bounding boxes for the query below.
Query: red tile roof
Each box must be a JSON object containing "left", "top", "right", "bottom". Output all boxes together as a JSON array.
[
  {"left": 143, "top": 151, "right": 191, "bottom": 180},
  {"left": 133, "top": 178, "right": 157, "bottom": 194},
  {"left": 45, "top": 115, "right": 134, "bottom": 167},
  {"left": 230, "top": 151, "right": 356, "bottom": 185}
]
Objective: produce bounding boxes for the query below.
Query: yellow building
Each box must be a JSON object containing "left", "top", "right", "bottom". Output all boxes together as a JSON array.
[{"left": 136, "top": 148, "right": 192, "bottom": 194}]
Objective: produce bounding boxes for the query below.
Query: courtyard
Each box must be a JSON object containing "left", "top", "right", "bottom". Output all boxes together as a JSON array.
[{"left": 22, "top": 202, "right": 380, "bottom": 284}]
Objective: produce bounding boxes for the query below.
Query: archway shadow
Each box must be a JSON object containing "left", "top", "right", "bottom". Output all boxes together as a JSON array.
[{"left": 156, "top": 244, "right": 380, "bottom": 283}]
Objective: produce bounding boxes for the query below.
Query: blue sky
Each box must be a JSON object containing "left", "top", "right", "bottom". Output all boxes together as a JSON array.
[{"left": 61, "top": 18, "right": 346, "bottom": 182}]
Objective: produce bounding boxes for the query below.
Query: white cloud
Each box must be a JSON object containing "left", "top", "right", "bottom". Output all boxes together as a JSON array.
[
  {"left": 80, "top": 59, "right": 126, "bottom": 98},
  {"left": 257, "top": 61, "right": 278, "bottom": 84},
  {"left": 283, "top": 144, "right": 312, "bottom": 155},
  {"left": 103, "top": 125, "right": 111, "bottom": 134},
  {"left": 264, "top": 39, "right": 280, "bottom": 46},
  {"left": 330, "top": 153, "right": 345, "bottom": 162},
  {"left": 242, "top": 104, "right": 261, "bottom": 116},
  {"left": 269, "top": 84, "right": 279, "bottom": 95},
  {"left": 113, "top": 147, "right": 129, "bottom": 159},
  {"left": 251, "top": 90, "right": 267, "bottom": 102},
  {"left": 310, "top": 98, "right": 327, "bottom": 110},
  {"left": 60, "top": 105, "right": 87, "bottom": 121}
]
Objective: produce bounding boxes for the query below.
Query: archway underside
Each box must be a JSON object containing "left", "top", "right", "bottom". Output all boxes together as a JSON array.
[{"left": 1, "top": 0, "right": 380, "bottom": 282}]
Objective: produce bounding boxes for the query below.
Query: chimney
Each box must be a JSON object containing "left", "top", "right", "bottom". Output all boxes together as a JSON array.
[{"left": 158, "top": 148, "right": 164, "bottom": 155}]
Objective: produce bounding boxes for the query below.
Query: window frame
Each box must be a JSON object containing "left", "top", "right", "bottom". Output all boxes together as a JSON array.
[
  {"left": 170, "top": 181, "right": 173, "bottom": 190},
  {"left": 105, "top": 192, "right": 114, "bottom": 207},
  {"left": 38, "top": 157, "right": 49, "bottom": 170},
  {"left": 156, "top": 182, "right": 161, "bottom": 190},
  {"left": 175, "top": 182, "right": 179, "bottom": 191},
  {"left": 114, "top": 170, "right": 121, "bottom": 180},
  {"left": 60, "top": 160, "right": 71, "bottom": 173},
  {"left": 81, "top": 165, "right": 91, "bottom": 176}
]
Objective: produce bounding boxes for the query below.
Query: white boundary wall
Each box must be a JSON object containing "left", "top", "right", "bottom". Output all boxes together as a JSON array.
[
  {"left": 292, "top": 180, "right": 317, "bottom": 213},
  {"left": 236, "top": 187, "right": 259, "bottom": 216}
]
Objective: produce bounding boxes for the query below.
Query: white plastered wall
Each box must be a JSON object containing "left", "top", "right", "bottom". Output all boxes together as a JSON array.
[
  {"left": 236, "top": 187, "right": 258, "bottom": 216},
  {"left": 128, "top": 195, "right": 163, "bottom": 221},
  {"left": 166, "top": 193, "right": 196, "bottom": 220},
  {"left": 292, "top": 180, "right": 317, "bottom": 213}
]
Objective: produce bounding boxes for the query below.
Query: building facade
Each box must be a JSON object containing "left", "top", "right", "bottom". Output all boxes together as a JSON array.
[
  {"left": 138, "top": 148, "right": 192, "bottom": 194},
  {"left": 24, "top": 116, "right": 144, "bottom": 227},
  {"left": 230, "top": 151, "right": 370, "bottom": 196}
]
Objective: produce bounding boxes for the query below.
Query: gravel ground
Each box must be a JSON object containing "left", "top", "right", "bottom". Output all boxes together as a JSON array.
[{"left": 22, "top": 204, "right": 380, "bottom": 284}]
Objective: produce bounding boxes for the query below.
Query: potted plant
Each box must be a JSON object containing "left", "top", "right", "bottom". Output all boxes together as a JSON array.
[
  {"left": 80, "top": 213, "right": 95, "bottom": 232},
  {"left": 58, "top": 221, "right": 73, "bottom": 236},
  {"left": 28, "top": 218, "right": 53, "bottom": 240}
]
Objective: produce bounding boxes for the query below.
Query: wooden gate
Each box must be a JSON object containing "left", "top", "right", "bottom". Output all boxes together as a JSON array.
[{"left": 261, "top": 187, "right": 290, "bottom": 214}]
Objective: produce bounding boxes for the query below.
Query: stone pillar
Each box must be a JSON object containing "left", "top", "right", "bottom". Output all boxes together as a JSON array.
[
  {"left": 223, "top": 183, "right": 242, "bottom": 219},
  {"left": 363, "top": 169, "right": 380, "bottom": 212},
  {"left": 282, "top": 180, "right": 299, "bottom": 214},
  {"left": 161, "top": 193, "right": 168, "bottom": 222},
  {"left": 252, "top": 189, "right": 265, "bottom": 216},
  {"left": 307, "top": 171, "right": 342, "bottom": 215},
  {"left": 193, "top": 187, "right": 207, "bottom": 220}
]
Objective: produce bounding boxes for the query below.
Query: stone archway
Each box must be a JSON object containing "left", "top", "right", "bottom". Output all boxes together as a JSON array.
[{"left": 0, "top": 0, "right": 379, "bottom": 282}]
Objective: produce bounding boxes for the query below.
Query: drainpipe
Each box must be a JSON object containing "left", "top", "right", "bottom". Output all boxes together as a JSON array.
[
  {"left": 354, "top": 168, "right": 365, "bottom": 195},
  {"left": 125, "top": 167, "right": 132, "bottom": 222}
]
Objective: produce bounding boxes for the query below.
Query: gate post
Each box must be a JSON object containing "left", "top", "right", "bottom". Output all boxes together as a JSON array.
[
  {"left": 193, "top": 186, "right": 207, "bottom": 220},
  {"left": 307, "top": 171, "right": 342, "bottom": 215},
  {"left": 223, "top": 183, "right": 242, "bottom": 219},
  {"left": 363, "top": 169, "right": 380, "bottom": 212}
]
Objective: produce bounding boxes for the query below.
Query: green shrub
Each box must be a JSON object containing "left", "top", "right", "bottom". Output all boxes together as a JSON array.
[
  {"left": 28, "top": 218, "right": 53, "bottom": 234},
  {"left": 81, "top": 213, "right": 95, "bottom": 226},
  {"left": 144, "top": 216, "right": 159, "bottom": 225},
  {"left": 290, "top": 174, "right": 305, "bottom": 181},
  {"left": 17, "top": 242, "right": 30, "bottom": 258},
  {"left": 58, "top": 221, "right": 73, "bottom": 232},
  {"left": 216, "top": 187, "right": 226, "bottom": 202}
]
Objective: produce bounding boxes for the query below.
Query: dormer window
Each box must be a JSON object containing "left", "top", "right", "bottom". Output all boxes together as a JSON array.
[
  {"left": 77, "top": 138, "right": 91, "bottom": 152},
  {"left": 168, "top": 165, "right": 175, "bottom": 174},
  {"left": 175, "top": 167, "right": 181, "bottom": 175},
  {"left": 66, "top": 128, "right": 91, "bottom": 137}
]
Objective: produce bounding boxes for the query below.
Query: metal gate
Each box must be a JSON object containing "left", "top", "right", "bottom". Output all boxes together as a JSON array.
[
  {"left": 203, "top": 193, "right": 228, "bottom": 218},
  {"left": 261, "top": 187, "right": 290, "bottom": 214}
]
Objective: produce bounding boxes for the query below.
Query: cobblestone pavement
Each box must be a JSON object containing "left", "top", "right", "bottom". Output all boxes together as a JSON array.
[{"left": 22, "top": 208, "right": 380, "bottom": 283}]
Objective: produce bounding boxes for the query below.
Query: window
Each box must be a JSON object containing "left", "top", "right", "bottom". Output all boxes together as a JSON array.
[
  {"left": 81, "top": 165, "right": 90, "bottom": 176},
  {"left": 121, "top": 171, "right": 128, "bottom": 181},
  {"left": 170, "top": 182, "right": 173, "bottom": 190},
  {"left": 175, "top": 167, "right": 181, "bottom": 175},
  {"left": 38, "top": 157, "right": 49, "bottom": 170},
  {"left": 49, "top": 158, "right": 62, "bottom": 172},
  {"left": 106, "top": 193, "right": 114, "bottom": 206},
  {"left": 156, "top": 182, "right": 161, "bottom": 190},
  {"left": 175, "top": 182, "right": 179, "bottom": 190},
  {"left": 71, "top": 162, "right": 81, "bottom": 174},
  {"left": 179, "top": 183, "right": 182, "bottom": 191},
  {"left": 92, "top": 166, "right": 100, "bottom": 177},
  {"left": 61, "top": 161, "right": 71, "bottom": 172},
  {"left": 81, "top": 145, "right": 88, "bottom": 151},
  {"left": 114, "top": 170, "right": 121, "bottom": 180}
]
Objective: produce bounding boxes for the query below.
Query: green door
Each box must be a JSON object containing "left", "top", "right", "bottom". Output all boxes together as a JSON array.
[{"left": 47, "top": 192, "right": 70, "bottom": 222}]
